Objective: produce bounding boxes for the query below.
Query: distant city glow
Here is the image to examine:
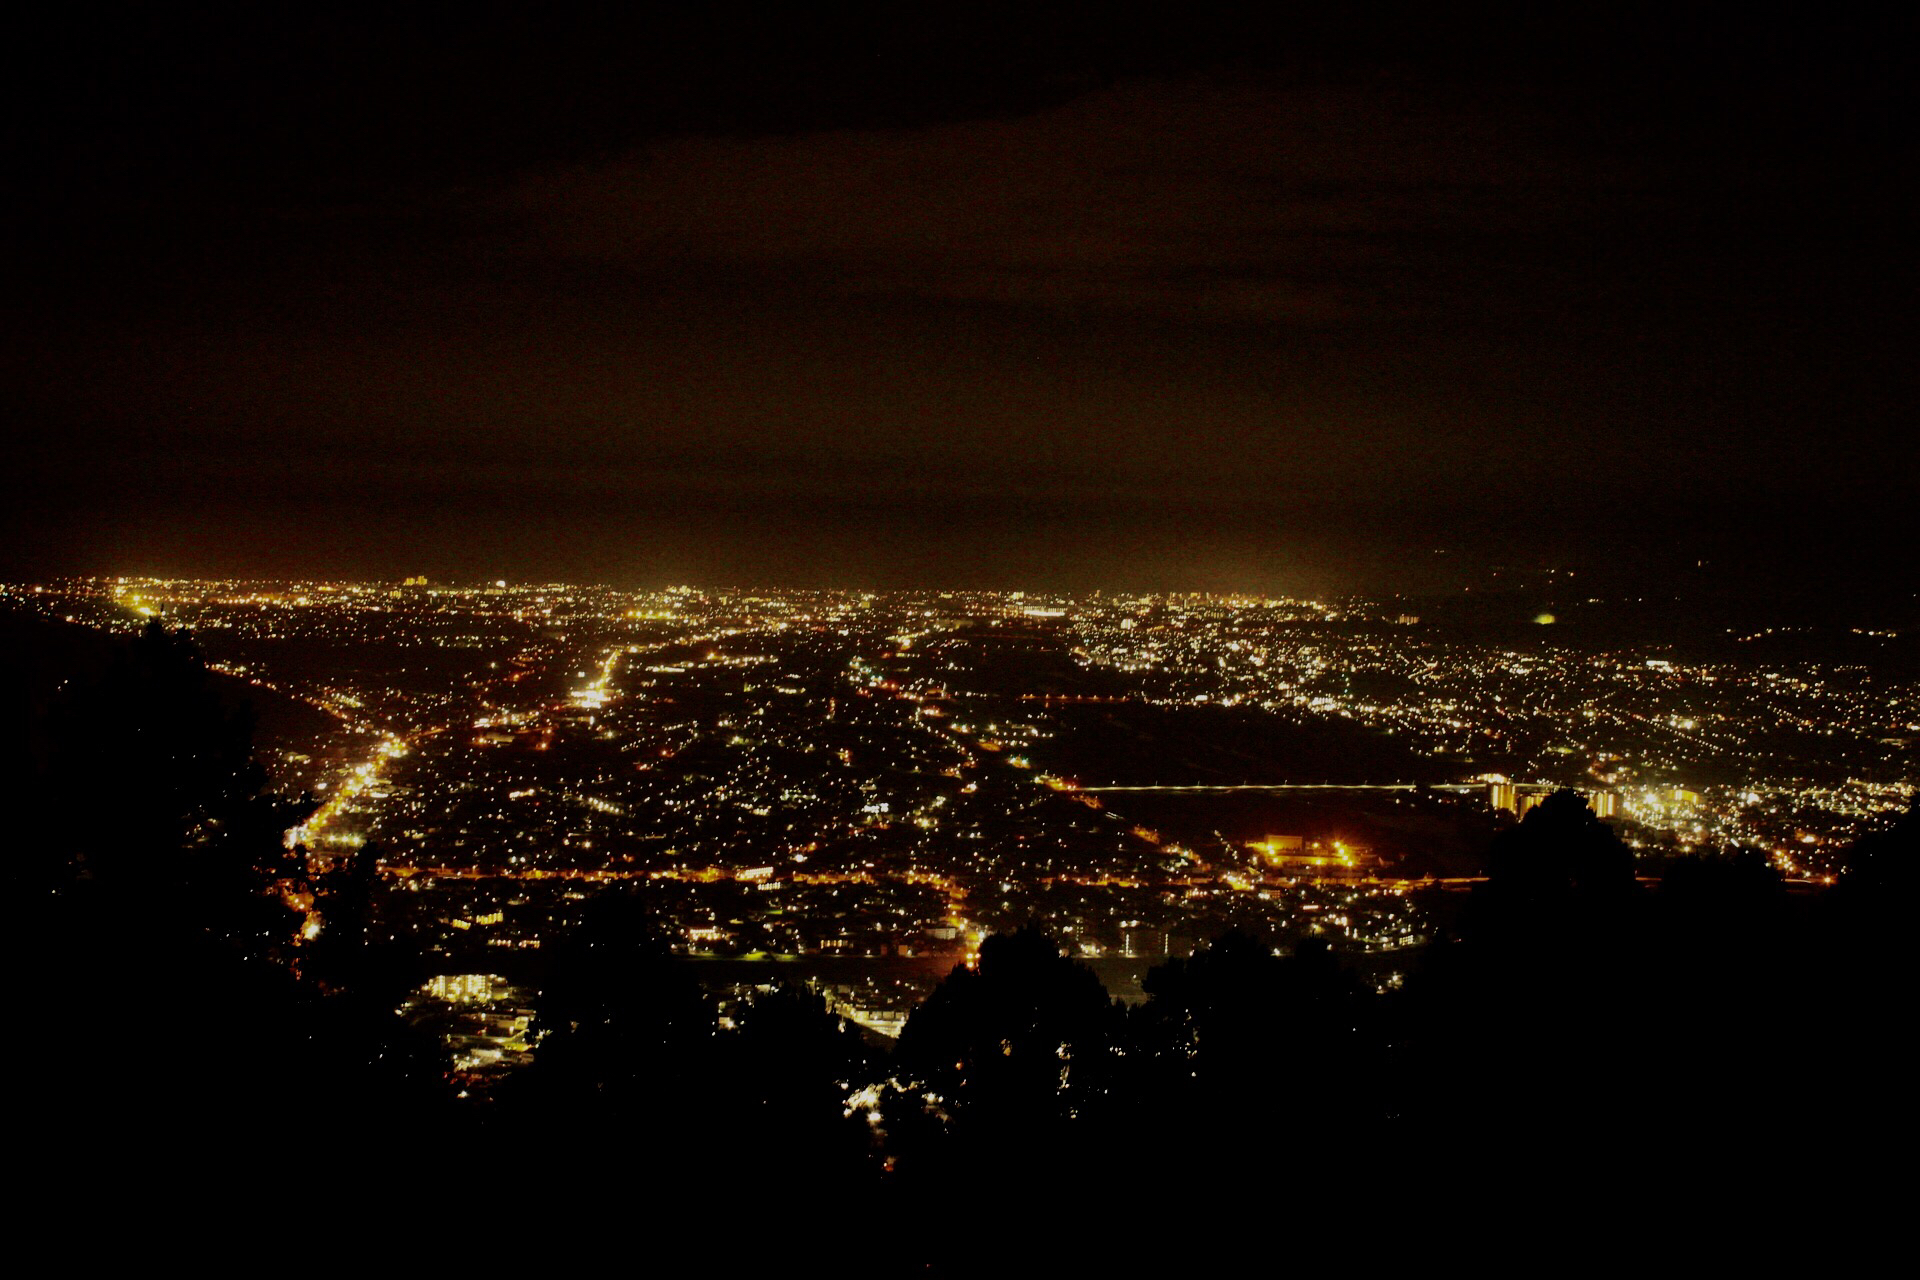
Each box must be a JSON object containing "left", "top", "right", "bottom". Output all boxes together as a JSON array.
[{"left": 8, "top": 575, "right": 1910, "bottom": 1015}]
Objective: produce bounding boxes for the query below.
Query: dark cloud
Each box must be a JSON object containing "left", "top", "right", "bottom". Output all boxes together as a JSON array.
[
  {"left": 4, "top": 8, "right": 1915, "bottom": 599},
  {"left": 499, "top": 77, "right": 1649, "bottom": 329}
]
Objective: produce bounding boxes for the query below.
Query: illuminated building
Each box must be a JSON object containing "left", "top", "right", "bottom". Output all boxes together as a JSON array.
[{"left": 1249, "top": 834, "right": 1305, "bottom": 865}]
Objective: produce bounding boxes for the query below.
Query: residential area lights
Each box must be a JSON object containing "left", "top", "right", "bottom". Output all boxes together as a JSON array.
[{"left": 5, "top": 577, "right": 1908, "bottom": 994}]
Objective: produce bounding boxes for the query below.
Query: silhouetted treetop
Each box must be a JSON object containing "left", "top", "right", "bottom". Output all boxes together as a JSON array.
[
  {"left": 1486, "top": 789, "right": 1635, "bottom": 907},
  {"left": 1836, "top": 799, "right": 1917, "bottom": 900},
  {"left": 521, "top": 889, "right": 716, "bottom": 1108},
  {"left": 895, "top": 928, "right": 1116, "bottom": 1127},
  {"left": 43, "top": 621, "right": 268, "bottom": 881}
]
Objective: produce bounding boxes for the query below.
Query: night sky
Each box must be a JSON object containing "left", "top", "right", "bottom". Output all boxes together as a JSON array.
[{"left": 7, "top": 7, "right": 1914, "bottom": 599}]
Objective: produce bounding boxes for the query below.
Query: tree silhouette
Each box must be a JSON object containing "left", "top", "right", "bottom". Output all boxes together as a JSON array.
[
  {"left": 718, "top": 983, "right": 879, "bottom": 1181},
  {"left": 28, "top": 621, "right": 311, "bottom": 956},
  {"left": 308, "top": 840, "right": 383, "bottom": 985},
  {"left": 1834, "top": 797, "right": 1917, "bottom": 900},
  {"left": 1395, "top": 788, "right": 1652, "bottom": 1191},
  {"left": 1135, "top": 933, "right": 1363, "bottom": 1096},
  {"left": 895, "top": 928, "right": 1119, "bottom": 1142},
  {"left": 46, "top": 622, "right": 262, "bottom": 873},
  {"left": 6, "top": 620, "right": 403, "bottom": 1192},
  {"left": 516, "top": 889, "right": 717, "bottom": 1118},
  {"left": 1110, "top": 931, "right": 1378, "bottom": 1187},
  {"left": 1484, "top": 788, "right": 1636, "bottom": 912}
]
